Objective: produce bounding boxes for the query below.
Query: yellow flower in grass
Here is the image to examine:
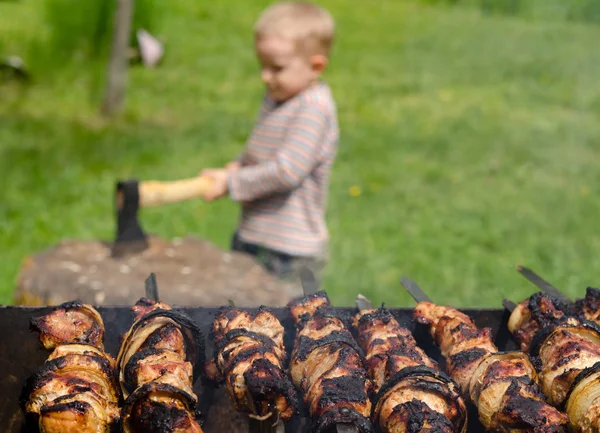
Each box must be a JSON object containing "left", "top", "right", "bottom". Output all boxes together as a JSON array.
[
  {"left": 349, "top": 185, "right": 362, "bottom": 197},
  {"left": 581, "top": 185, "right": 591, "bottom": 197}
]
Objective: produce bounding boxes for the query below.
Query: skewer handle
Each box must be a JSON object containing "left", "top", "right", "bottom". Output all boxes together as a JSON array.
[
  {"left": 145, "top": 273, "right": 159, "bottom": 301},
  {"left": 502, "top": 299, "right": 516, "bottom": 312},
  {"left": 355, "top": 294, "right": 373, "bottom": 311},
  {"left": 516, "top": 265, "right": 571, "bottom": 302},
  {"left": 400, "top": 277, "right": 432, "bottom": 303}
]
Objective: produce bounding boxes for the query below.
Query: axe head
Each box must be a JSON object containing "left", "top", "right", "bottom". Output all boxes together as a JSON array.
[{"left": 112, "top": 180, "right": 148, "bottom": 257}]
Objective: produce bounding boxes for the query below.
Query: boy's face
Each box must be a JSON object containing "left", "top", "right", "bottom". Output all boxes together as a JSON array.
[{"left": 256, "top": 35, "right": 327, "bottom": 102}]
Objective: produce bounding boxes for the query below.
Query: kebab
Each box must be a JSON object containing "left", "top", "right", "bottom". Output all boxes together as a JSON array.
[
  {"left": 288, "top": 291, "right": 374, "bottom": 433},
  {"left": 515, "top": 265, "right": 600, "bottom": 326},
  {"left": 20, "top": 301, "right": 121, "bottom": 433},
  {"left": 506, "top": 290, "right": 600, "bottom": 432},
  {"left": 352, "top": 297, "right": 468, "bottom": 433},
  {"left": 117, "top": 297, "right": 205, "bottom": 433},
  {"left": 402, "top": 277, "right": 568, "bottom": 432},
  {"left": 205, "top": 305, "right": 299, "bottom": 426}
]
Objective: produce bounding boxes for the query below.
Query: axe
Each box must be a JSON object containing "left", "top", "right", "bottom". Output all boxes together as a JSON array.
[{"left": 112, "top": 175, "right": 213, "bottom": 257}]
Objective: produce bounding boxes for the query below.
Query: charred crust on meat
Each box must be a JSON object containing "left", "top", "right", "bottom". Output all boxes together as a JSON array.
[
  {"left": 244, "top": 358, "right": 300, "bottom": 416},
  {"left": 527, "top": 292, "right": 570, "bottom": 325},
  {"left": 311, "top": 407, "right": 374, "bottom": 433},
  {"left": 39, "top": 399, "right": 92, "bottom": 415},
  {"left": 389, "top": 399, "right": 455, "bottom": 433},
  {"left": 20, "top": 354, "right": 118, "bottom": 407},
  {"left": 355, "top": 307, "right": 394, "bottom": 327},
  {"left": 448, "top": 347, "right": 488, "bottom": 370},
  {"left": 529, "top": 318, "right": 600, "bottom": 358},
  {"left": 372, "top": 365, "right": 455, "bottom": 407},
  {"left": 214, "top": 329, "right": 276, "bottom": 354},
  {"left": 563, "top": 360, "right": 600, "bottom": 410},
  {"left": 294, "top": 331, "right": 364, "bottom": 362},
  {"left": 316, "top": 374, "right": 370, "bottom": 408},
  {"left": 500, "top": 381, "right": 566, "bottom": 432},
  {"left": 138, "top": 323, "right": 183, "bottom": 352},
  {"left": 220, "top": 345, "right": 279, "bottom": 377},
  {"left": 574, "top": 287, "right": 600, "bottom": 318},
  {"left": 552, "top": 353, "right": 580, "bottom": 371},
  {"left": 123, "top": 348, "right": 172, "bottom": 395},
  {"left": 287, "top": 290, "right": 330, "bottom": 310},
  {"left": 123, "top": 382, "right": 197, "bottom": 418},
  {"left": 374, "top": 378, "right": 466, "bottom": 432},
  {"left": 128, "top": 398, "right": 199, "bottom": 433},
  {"left": 121, "top": 309, "right": 205, "bottom": 381}
]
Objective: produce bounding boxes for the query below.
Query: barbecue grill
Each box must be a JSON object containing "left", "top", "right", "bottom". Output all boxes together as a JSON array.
[{"left": 0, "top": 302, "right": 516, "bottom": 432}]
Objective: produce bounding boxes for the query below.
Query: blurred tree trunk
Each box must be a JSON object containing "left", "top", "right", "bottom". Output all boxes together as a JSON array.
[{"left": 101, "top": 0, "right": 134, "bottom": 116}]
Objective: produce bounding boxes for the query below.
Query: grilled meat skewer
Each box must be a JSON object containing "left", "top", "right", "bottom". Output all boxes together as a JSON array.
[
  {"left": 288, "top": 291, "right": 374, "bottom": 433},
  {"left": 118, "top": 298, "right": 205, "bottom": 433},
  {"left": 506, "top": 292, "right": 570, "bottom": 352},
  {"left": 353, "top": 307, "right": 468, "bottom": 433},
  {"left": 30, "top": 301, "right": 105, "bottom": 351},
  {"left": 507, "top": 292, "right": 600, "bottom": 432},
  {"left": 21, "top": 301, "right": 120, "bottom": 433},
  {"left": 414, "top": 301, "right": 568, "bottom": 432},
  {"left": 206, "top": 306, "right": 298, "bottom": 422}
]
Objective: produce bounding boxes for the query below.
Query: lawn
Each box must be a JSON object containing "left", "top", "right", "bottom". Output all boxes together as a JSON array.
[{"left": 1, "top": 0, "right": 600, "bottom": 308}]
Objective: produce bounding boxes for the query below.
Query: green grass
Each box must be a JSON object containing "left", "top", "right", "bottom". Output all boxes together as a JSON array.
[{"left": 2, "top": 0, "right": 600, "bottom": 308}]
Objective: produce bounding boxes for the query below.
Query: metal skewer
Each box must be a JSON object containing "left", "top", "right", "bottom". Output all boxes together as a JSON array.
[
  {"left": 145, "top": 272, "right": 159, "bottom": 301},
  {"left": 502, "top": 299, "right": 517, "bottom": 313},
  {"left": 400, "top": 276, "right": 432, "bottom": 303},
  {"left": 355, "top": 294, "right": 373, "bottom": 312},
  {"left": 516, "top": 265, "right": 572, "bottom": 302}
]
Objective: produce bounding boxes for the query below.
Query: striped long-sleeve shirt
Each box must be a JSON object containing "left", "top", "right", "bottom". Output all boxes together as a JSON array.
[{"left": 227, "top": 81, "right": 339, "bottom": 257}]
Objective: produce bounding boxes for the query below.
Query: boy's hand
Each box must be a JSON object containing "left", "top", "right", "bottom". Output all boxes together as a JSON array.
[
  {"left": 225, "top": 161, "right": 241, "bottom": 172},
  {"left": 200, "top": 168, "right": 229, "bottom": 201}
]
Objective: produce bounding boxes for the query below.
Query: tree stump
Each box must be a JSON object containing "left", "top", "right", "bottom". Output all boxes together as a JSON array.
[{"left": 14, "top": 234, "right": 298, "bottom": 307}]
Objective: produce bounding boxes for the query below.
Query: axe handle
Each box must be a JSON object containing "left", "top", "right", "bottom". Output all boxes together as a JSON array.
[{"left": 138, "top": 176, "right": 214, "bottom": 207}]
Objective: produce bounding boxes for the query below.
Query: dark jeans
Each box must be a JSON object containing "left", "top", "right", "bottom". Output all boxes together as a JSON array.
[{"left": 230, "top": 231, "right": 326, "bottom": 289}]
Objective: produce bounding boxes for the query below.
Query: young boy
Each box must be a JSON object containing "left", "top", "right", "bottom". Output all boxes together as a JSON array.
[{"left": 201, "top": 1, "right": 338, "bottom": 293}]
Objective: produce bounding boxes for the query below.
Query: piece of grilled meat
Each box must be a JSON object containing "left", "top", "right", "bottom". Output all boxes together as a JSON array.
[
  {"left": 414, "top": 301, "right": 568, "bottom": 432},
  {"left": 206, "top": 306, "right": 298, "bottom": 422},
  {"left": 288, "top": 291, "right": 374, "bottom": 433},
  {"left": 21, "top": 301, "right": 120, "bottom": 433},
  {"left": 30, "top": 301, "right": 105, "bottom": 351},
  {"left": 507, "top": 292, "right": 571, "bottom": 352},
  {"left": 507, "top": 291, "right": 600, "bottom": 433},
  {"left": 573, "top": 287, "right": 600, "bottom": 325},
  {"left": 118, "top": 298, "right": 205, "bottom": 433},
  {"left": 353, "top": 307, "right": 468, "bottom": 433}
]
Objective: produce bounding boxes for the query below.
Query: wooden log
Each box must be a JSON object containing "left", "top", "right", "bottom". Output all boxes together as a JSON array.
[{"left": 14, "top": 235, "right": 298, "bottom": 307}]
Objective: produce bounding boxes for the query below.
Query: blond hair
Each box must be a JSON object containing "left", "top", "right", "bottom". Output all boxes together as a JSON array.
[{"left": 254, "top": 2, "right": 335, "bottom": 56}]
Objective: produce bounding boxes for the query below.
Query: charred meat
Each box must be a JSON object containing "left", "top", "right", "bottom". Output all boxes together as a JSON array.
[
  {"left": 206, "top": 306, "right": 298, "bottom": 422},
  {"left": 353, "top": 307, "right": 468, "bottom": 433},
  {"left": 21, "top": 301, "right": 120, "bottom": 433},
  {"left": 414, "top": 301, "right": 567, "bottom": 432},
  {"left": 29, "top": 301, "right": 105, "bottom": 351},
  {"left": 118, "top": 298, "right": 205, "bottom": 433},
  {"left": 506, "top": 292, "right": 571, "bottom": 352},
  {"left": 288, "top": 291, "right": 374, "bottom": 433},
  {"left": 509, "top": 292, "right": 600, "bottom": 432},
  {"left": 574, "top": 287, "right": 600, "bottom": 325}
]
